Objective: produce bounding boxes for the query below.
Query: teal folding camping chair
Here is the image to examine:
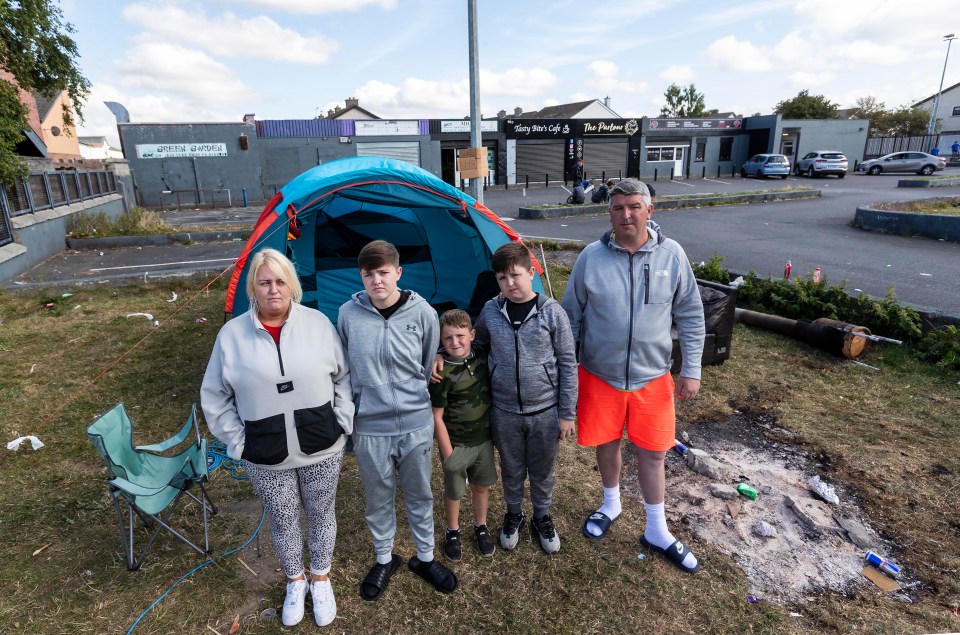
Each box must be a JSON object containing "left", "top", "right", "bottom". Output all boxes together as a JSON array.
[{"left": 87, "top": 403, "right": 217, "bottom": 570}]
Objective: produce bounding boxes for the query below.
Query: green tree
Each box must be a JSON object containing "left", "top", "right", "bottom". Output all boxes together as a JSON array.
[
  {"left": 0, "top": 0, "right": 90, "bottom": 185},
  {"left": 773, "top": 90, "right": 839, "bottom": 119},
  {"left": 881, "top": 105, "right": 931, "bottom": 136},
  {"left": 660, "top": 83, "right": 708, "bottom": 118}
]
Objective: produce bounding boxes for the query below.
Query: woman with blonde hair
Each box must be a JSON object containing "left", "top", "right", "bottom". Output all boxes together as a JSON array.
[{"left": 202, "top": 248, "right": 352, "bottom": 627}]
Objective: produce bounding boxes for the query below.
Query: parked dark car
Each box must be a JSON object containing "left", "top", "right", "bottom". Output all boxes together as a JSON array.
[{"left": 857, "top": 152, "right": 946, "bottom": 176}]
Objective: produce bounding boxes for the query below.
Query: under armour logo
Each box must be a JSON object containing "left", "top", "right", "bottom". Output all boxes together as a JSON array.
[{"left": 406, "top": 325, "right": 417, "bottom": 332}]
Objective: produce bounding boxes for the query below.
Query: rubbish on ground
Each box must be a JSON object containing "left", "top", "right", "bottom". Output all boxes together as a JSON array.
[
  {"left": 736, "top": 483, "right": 758, "bottom": 500},
  {"left": 747, "top": 595, "right": 762, "bottom": 603},
  {"left": 783, "top": 261, "right": 792, "bottom": 280},
  {"left": 681, "top": 431, "right": 691, "bottom": 443},
  {"left": 168, "top": 292, "right": 178, "bottom": 302},
  {"left": 812, "top": 267, "right": 822, "bottom": 283},
  {"left": 32, "top": 544, "right": 50, "bottom": 556},
  {"left": 726, "top": 501, "right": 741, "bottom": 517},
  {"left": 7, "top": 435, "right": 44, "bottom": 451},
  {"left": 126, "top": 312, "right": 154, "bottom": 321},
  {"left": 29, "top": 364, "right": 36, "bottom": 374},
  {"left": 753, "top": 521, "right": 778, "bottom": 538},
  {"left": 864, "top": 551, "right": 901, "bottom": 578},
  {"left": 259, "top": 608, "right": 276, "bottom": 620},
  {"left": 674, "top": 440, "right": 688, "bottom": 455},
  {"left": 99, "top": 251, "right": 104, "bottom": 256},
  {"left": 229, "top": 615, "right": 240, "bottom": 634},
  {"left": 850, "top": 359, "right": 880, "bottom": 371},
  {"left": 196, "top": 317, "right": 208, "bottom": 324},
  {"left": 790, "top": 612, "right": 802, "bottom": 617},
  {"left": 153, "top": 320, "right": 160, "bottom": 327},
  {"left": 730, "top": 276, "right": 745, "bottom": 288},
  {"left": 44, "top": 303, "right": 54, "bottom": 309},
  {"left": 636, "top": 553, "right": 645, "bottom": 560},
  {"left": 810, "top": 475, "right": 840, "bottom": 505},
  {"left": 861, "top": 565, "right": 900, "bottom": 592},
  {"left": 61, "top": 293, "right": 73, "bottom": 298}
]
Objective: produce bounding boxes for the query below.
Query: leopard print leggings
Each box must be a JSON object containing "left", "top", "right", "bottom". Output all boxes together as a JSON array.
[{"left": 245, "top": 449, "right": 344, "bottom": 577}]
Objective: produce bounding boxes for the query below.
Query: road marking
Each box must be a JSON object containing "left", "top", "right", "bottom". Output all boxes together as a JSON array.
[
  {"left": 521, "top": 235, "right": 584, "bottom": 243},
  {"left": 669, "top": 179, "right": 697, "bottom": 187},
  {"left": 702, "top": 178, "right": 732, "bottom": 185},
  {"left": 89, "top": 258, "right": 237, "bottom": 272}
]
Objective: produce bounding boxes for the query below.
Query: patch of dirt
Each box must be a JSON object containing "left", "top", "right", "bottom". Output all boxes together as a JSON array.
[
  {"left": 621, "top": 410, "right": 917, "bottom": 606},
  {"left": 541, "top": 249, "right": 581, "bottom": 269}
]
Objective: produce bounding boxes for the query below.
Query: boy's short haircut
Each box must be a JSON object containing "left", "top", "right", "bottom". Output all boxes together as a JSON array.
[
  {"left": 491, "top": 241, "right": 533, "bottom": 274},
  {"left": 439, "top": 308, "right": 472, "bottom": 331},
  {"left": 358, "top": 240, "right": 400, "bottom": 271}
]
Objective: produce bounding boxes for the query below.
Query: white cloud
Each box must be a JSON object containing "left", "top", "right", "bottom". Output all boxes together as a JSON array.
[
  {"left": 123, "top": 4, "right": 338, "bottom": 64},
  {"left": 571, "top": 92, "right": 589, "bottom": 102},
  {"left": 786, "top": 71, "right": 835, "bottom": 89},
  {"left": 772, "top": 31, "right": 807, "bottom": 61},
  {"left": 479, "top": 68, "right": 557, "bottom": 97},
  {"left": 117, "top": 42, "right": 258, "bottom": 105},
  {"left": 706, "top": 36, "right": 774, "bottom": 72},
  {"left": 659, "top": 65, "right": 696, "bottom": 84},
  {"left": 585, "top": 60, "right": 647, "bottom": 93},
  {"left": 353, "top": 78, "right": 468, "bottom": 118},
  {"left": 214, "top": 0, "right": 397, "bottom": 14}
]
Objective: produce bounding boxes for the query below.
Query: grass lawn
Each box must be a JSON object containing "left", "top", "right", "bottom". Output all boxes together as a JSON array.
[
  {"left": 875, "top": 197, "right": 960, "bottom": 216},
  {"left": 0, "top": 264, "right": 957, "bottom": 634}
]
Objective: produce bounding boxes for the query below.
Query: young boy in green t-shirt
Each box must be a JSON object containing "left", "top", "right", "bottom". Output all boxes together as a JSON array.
[{"left": 429, "top": 309, "right": 498, "bottom": 562}]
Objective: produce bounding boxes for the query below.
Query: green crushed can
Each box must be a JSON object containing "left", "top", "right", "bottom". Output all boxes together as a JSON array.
[{"left": 736, "top": 483, "right": 758, "bottom": 500}]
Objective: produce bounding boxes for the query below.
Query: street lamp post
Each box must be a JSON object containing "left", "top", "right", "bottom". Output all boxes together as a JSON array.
[{"left": 928, "top": 33, "right": 957, "bottom": 136}]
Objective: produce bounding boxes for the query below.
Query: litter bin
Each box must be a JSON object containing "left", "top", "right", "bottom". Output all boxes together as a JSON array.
[{"left": 671, "top": 279, "right": 738, "bottom": 370}]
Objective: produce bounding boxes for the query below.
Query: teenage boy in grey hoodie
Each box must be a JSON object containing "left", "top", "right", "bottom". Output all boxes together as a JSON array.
[
  {"left": 474, "top": 241, "right": 577, "bottom": 554},
  {"left": 337, "top": 240, "right": 457, "bottom": 599},
  {"left": 561, "top": 178, "right": 704, "bottom": 574}
]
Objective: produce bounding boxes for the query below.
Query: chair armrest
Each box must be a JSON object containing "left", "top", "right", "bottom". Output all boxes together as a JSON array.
[{"left": 138, "top": 405, "right": 199, "bottom": 453}]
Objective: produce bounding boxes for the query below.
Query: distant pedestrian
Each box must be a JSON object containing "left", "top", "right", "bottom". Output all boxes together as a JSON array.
[
  {"left": 952, "top": 140, "right": 959, "bottom": 160},
  {"left": 569, "top": 158, "right": 585, "bottom": 186},
  {"left": 591, "top": 179, "right": 615, "bottom": 204}
]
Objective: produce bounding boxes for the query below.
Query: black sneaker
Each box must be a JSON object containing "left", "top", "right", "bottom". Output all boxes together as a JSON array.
[
  {"left": 474, "top": 524, "right": 495, "bottom": 557},
  {"left": 443, "top": 529, "right": 462, "bottom": 562},
  {"left": 499, "top": 512, "right": 526, "bottom": 550},
  {"left": 530, "top": 514, "right": 561, "bottom": 554}
]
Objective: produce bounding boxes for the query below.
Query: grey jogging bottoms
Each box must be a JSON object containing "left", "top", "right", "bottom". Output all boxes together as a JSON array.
[{"left": 491, "top": 407, "right": 560, "bottom": 517}]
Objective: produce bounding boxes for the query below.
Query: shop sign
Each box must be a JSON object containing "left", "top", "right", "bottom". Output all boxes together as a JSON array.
[
  {"left": 649, "top": 118, "right": 742, "bottom": 130},
  {"left": 504, "top": 119, "right": 572, "bottom": 139},
  {"left": 135, "top": 143, "right": 227, "bottom": 159},
  {"left": 580, "top": 119, "right": 640, "bottom": 136},
  {"left": 355, "top": 120, "right": 421, "bottom": 136},
  {"left": 440, "top": 120, "right": 499, "bottom": 133}
]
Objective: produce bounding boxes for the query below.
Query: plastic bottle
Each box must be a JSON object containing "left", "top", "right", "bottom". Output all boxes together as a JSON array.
[
  {"left": 736, "top": 483, "right": 758, "bottom": 499},
  {"left": 783, "top": 261, "right": 792, "bottom": 280},
  {"left": 813, "top": 267, "right": 822, "bottom": 283}
]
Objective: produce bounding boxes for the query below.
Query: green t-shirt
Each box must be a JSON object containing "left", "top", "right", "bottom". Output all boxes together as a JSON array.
[{"left": 429, "top": 344, "right": 492, "bottom": 447}]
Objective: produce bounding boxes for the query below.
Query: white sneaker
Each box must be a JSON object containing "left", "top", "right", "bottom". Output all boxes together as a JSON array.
[
  {"left": 311, "top": 578, "right": 337, "bottom": 627},
  {"left": 281, "top": 578, "right": 308, "bottom": 626}
]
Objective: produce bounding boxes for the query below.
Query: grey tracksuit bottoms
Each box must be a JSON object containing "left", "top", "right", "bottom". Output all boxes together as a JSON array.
[
  {"left": 352, "top": 425, "right": 436, "bottom": 560},
  {"left": 491, "top": 407, "right": 560, "bottom": 517}
]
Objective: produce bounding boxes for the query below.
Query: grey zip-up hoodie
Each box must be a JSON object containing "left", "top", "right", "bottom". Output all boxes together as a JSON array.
[
  {"left": 337, "top": 290, "right": 439, "bottom": 436},
  {"left": 561, "top": 220, "right": 704, "bottom": 391},
  {"left": 475, "top": 293, "right": 577, "bottom": 420}
]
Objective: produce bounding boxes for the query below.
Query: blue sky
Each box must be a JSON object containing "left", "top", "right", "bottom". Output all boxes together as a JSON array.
[{"left": 62, "top": 0, "right": 958, "bottom": 147}]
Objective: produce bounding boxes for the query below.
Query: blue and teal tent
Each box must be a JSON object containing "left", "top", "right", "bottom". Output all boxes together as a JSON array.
[{"left": 226, "top": 156, "right": 542, "bottom": 321}]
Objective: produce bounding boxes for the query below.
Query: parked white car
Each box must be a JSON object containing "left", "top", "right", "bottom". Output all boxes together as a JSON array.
[{"left": 794, "top": 151, "right": 848, "bottom": 178}]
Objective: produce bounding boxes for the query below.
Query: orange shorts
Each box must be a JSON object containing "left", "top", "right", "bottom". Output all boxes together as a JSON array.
[{"left": 576, "top": 366, "right": 675, "bottom": 451}]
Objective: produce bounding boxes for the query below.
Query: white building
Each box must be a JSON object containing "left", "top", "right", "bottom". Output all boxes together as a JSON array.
[
  {"left": 78, "top": 136, "right": 124, "bottom": 160},
  {"left": 914, "top": 80, "right": 960, "bottom": 136}
]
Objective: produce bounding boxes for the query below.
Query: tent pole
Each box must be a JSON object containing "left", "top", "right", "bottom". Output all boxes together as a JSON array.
[{"left": 538, "top": 243, "right": 554, "bottom": 298}]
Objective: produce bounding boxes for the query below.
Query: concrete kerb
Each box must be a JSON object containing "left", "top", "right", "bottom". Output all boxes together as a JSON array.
[
  {"left": 896, "top": 176, "right": 960, "bottom": 188},
  {"left": 66, "top": 229, "right": 253, "bottom": 250},
  {"left": 518, "top": 189, "right": 821, "bottom": 219},
  {"left": 852, "top": 205, "right": 960, "bottom": 243}
]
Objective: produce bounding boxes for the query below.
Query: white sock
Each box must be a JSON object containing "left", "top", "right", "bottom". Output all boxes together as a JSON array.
[
  {"left": 376, "top": 552, "right": 393, "bottom": 566},
  {"left": 644, "top": 502, "right": 698, "bottom": 570},
  {"left": 585, "top": 485, "right": 622, "bottom": 537}
]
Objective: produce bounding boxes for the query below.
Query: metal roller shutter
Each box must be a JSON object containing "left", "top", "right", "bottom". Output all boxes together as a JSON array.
[
  {"left": 584, "top": 140, "right": 628, "bottom": 181},
  {"left": 356, "top": 141, "right": 421, "bottom": 166},
  {"left": 515, "top": 141, "right": 565, "bottom": 183}
]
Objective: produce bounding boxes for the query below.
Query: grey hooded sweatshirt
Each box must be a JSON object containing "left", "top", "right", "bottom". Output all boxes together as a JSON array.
[
  {"left": 474, "top": 293, "right": 577, "bottom": 420},
  {"left": 561, "top": 220, "right": 704, "bottom": 391},
  {"left": 337, "top": 289, "right": 439, "bottom": 436}
]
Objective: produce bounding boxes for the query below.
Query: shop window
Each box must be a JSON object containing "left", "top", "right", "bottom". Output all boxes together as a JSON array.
[
  {"left": 660, "top": 148, "right": 675, "bottom": 161},
  {"left": 647, "top": 148, "right": 661, "bottom": 161},
  {"left": 695, "top": 142, "right": 705, "bottom": 162},
  {"left": 719, "top": 137, "right": 733, "bottom": 162},
  {"left": 953, "top": 106, "right": 960, "bottom": 116}
]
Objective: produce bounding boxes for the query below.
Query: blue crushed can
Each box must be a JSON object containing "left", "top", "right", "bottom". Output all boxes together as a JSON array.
[{"left": 864, "top": 551, "right": 901, "bottom": 578}]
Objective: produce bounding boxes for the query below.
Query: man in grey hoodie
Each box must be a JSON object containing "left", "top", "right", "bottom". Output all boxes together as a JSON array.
[
  {"left": 561, "top": 178, "right": 705, "bottom": 573},
  {"left": 337, "top": 240, "right": 457, "bottom": 599}
]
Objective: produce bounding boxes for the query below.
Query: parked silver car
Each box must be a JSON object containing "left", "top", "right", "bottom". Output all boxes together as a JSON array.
[
  {"left": 795, "top": 151, "right": 848, "bottom": 178},
  {"left": 857, "top": 152, "right": 946, "bottom": 176}
]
